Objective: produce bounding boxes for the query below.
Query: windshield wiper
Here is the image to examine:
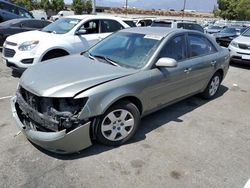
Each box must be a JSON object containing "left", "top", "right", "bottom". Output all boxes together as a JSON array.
[{"left": 89, "top": 54, "right": 120, "bottom": 67}]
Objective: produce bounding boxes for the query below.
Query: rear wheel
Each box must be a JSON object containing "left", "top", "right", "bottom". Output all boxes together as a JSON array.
[
  {"left": 96, "top": 101, "right": 140, "bottom": 146},
  {"left": 201, "top": 72, "right": 222, "bottom": 99}
]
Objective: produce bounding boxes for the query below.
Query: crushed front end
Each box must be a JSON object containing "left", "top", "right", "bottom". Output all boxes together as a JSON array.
[{"left": 11, "top": 86, "right": 92, "bottom": 154}]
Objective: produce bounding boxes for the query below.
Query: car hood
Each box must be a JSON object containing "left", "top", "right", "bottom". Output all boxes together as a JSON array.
[
  {"left": 214, "top": 33, "right": 236, "bottom": 38},
  {"left": 233, "top": 36, "right": 250, "bottom": 44},
  {"left": 20, "top": 54, "right": 138, "bottom": 98},
  {"left": 6, "top": 30, "right": 60, "bottom": 45}
]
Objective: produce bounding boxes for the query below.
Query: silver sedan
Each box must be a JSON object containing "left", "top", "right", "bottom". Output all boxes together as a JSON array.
[{"left": 11, "top": 27, "right": 230, "bottom": 153}]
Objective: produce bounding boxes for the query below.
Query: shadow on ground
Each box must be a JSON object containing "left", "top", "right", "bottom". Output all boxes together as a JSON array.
[
  {"left": 33, "top": 85, "right": 229, "bottom": 160},
  {"left": 230, "top": 62, "right": 250, "bottom": 70}
]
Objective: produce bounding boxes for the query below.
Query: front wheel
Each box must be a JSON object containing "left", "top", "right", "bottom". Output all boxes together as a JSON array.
[
  {"left": 201, "top": 72, "right": 222, "bottom": 99},
  {"left": 96, "top": 101, "right": 140, "bottom": 146}
]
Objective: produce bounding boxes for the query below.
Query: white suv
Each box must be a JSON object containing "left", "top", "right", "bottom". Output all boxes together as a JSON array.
[
  {"left": 2, "top": 15, "right": 130, "bottom": 72},
  {"left": 228, "top": 28, "right": 250, "bottom": 65}
]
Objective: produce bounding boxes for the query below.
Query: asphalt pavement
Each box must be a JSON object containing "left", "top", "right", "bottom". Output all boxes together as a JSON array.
[{"left": 0, "top": 56, "right": 250, "bottom": 188}]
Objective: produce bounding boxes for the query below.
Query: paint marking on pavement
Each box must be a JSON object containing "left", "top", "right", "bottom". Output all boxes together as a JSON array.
[
  {"left": 0, "top": 95, "right": 12, "bottom": 100},
  {"left": 244, "top": 178, "right": 250, "bottom": 188}
]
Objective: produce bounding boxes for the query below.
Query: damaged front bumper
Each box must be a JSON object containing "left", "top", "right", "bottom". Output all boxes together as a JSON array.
[{"left": 10, "top": 96, "right": 92, "bottom": 154}]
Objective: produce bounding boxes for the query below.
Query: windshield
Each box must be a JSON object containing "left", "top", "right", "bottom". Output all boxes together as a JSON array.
[
  {"left": 124, "top": 20, "right": 136, "bottom": 27},
  {"left": 42, "top": 18, "right": 81, "bottom": 34},
  {"left": 151, "top": 21, "right": 172, "bottom": 27},
  {"left": 242, "top": 28, "right": 250, "bottom": 37},
  {"left": 220, "top": 28, "right": 237, "bottom": 34},
  {"left": 88, "top": 32, "right": 162, "bottom": 69},
  {"left": 208, "top": 26, "right": 222, "bottom": 29}
]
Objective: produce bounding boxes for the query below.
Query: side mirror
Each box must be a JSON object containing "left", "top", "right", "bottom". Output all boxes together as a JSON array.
[
  {"left": 75, "top": 29, "right": 87, "bottom": 35},
  {"left": 156, "top": 57, "right": 177, "bottom": 68}
]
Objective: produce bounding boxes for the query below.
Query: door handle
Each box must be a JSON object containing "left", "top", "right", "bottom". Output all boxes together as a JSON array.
[
  {"left": 211, "top": 60, "right": 217, "bottom": 66},
  {"left": 184, "top": 68, "right": 192, "bottom": 74}
]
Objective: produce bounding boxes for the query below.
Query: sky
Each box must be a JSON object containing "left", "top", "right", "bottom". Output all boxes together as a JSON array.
[{"left": 65, "top": 0, "right": 217, "bottom": 13}]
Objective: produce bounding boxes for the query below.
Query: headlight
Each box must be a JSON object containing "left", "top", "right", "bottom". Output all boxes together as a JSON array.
[
  {"left": 230, "top": 41, "right": 238, "bottom": 48},
  {"left": 18, "top": 40, "right": 39, "bottom": 51}
]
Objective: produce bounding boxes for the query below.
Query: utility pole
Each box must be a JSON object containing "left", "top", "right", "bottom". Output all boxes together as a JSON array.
[
  {"left": 182, "top": 0, "right": 186, "bottom": 20},
  {"left": 125, "top": 0, "right": 128, "bottom": 15},
  {"left": 92, "top": 0, "right": 96, "bottom": 14}
]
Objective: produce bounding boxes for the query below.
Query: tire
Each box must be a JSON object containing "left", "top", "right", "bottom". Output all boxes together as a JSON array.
[
  {"left": 201, "top": 72, "right": 222, "bottom": 99},
  {"left": 96, "top": 101, "right": 140, "bottom": 146}
]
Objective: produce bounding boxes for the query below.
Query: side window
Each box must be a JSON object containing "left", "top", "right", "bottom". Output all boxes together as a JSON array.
[
  {"left": 188, "top": 34, "right": 217, "bottom": 58},
  {"left": 18, "top": 8, "right": 33, "bottom": 18},
  {"left": 80, "top": 20, "right": 99, "bottom": 34},
  {"left": 177, "top": 23, "right": 184, "bottom": 29},
  {"left": 100, "top": 20, "right": 124, "bottom": 33},
  {"left": 158, "top": 35, "right": 187, "bottom": 61},
  {"left": 1, "top": 3, "right": 17, "bottom": 14},
  {"left": 22, "top": 20, "right": 43, "bottom": 28},
  {"left": 192, "top": 24, "right": 204, "bottom": 33},
  {"left": 145, "top": 20, "right": 152, "bottom": 26}
]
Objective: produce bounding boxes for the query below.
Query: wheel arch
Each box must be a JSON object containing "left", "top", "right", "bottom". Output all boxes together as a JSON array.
[{"left": 40, "top": 48, "right": 70, "bottom": 62}]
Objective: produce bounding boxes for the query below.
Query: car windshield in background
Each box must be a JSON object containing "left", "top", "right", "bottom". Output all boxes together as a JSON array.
[
  {"left": 42, "top": 18, "right": 81, "bottom": 34},
  {"left": 124, "top": 21, "right": 137, "bottom": 27},
  {"left": 208, "top": 26, "right": 222, "bottom": 29},
  {"left": 242, "top": 28, "right": 250, "bottom": 37},
  {"left": 88, "top": 32, "right": 162, "bottom": 69},
  {"left": 221, "top": 28, "right": 237, "bottom": 34},
  {"left": 151, "top": 21, "right": 172, "bottom": 27}
]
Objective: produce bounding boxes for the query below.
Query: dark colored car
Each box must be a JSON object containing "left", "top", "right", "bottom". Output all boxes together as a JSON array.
[
  {"left": 0, "top": 0, "right": 33, "bottom": 22},
  {"left": 214, "top": 27, "right": 248, "bottom": 47},
  {"left": 0, "top": 18, "right": 51, "bottom": 45}
]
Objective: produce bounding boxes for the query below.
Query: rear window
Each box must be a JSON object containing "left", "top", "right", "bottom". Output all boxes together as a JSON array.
[
  {"left": 124, "top": 20, "right": 136, "bottom": 27},
  {"left": 151, "top": 21, "right": 172, "bottom": 27}
]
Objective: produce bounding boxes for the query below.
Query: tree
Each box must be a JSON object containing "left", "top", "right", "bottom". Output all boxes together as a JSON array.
[
  {"left": 236, "top": 0, "right": 250, "bottom": 20},
  {"left": 10, "top": 0, "right": 38, "bottom": 10},
  {"left": 51, "top": 0, "right": 64, "bottom": 12},
  {"left": 85, "top": 0, "right": 92, "bottom": 14},
  {"left": 217, "top": 0, "right": 239, "bottom": 20},
  {"left": 40, "top": 0, "right": 50, "bottom": 11},
  {"left": 72, "top": 0, "right": 92, "bottom": 14}
]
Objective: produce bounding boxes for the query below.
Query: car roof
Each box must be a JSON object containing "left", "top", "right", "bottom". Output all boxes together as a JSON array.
[
  {"left": 0, "top": 0, "right": 29, "bottom": 10},
  {"left": 65, "top": 15, "right": 125, "bottom": 21},
  {"left": 120, "top": 27, "right": 180, "bottom": 37}
]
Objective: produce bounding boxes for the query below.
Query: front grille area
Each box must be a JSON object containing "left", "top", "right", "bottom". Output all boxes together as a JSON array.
[
  {"left": 238, "top": 43, "right": 250, "bottom": 50},
  {"left": 17, "top": 87, "right": 87, "bottom": 132},
  {"left": 3, "top": 48, "right": 16, "bottom": 57}
]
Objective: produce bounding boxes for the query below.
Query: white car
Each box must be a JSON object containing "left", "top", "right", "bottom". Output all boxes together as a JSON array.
[
  {"left": 229, "top": 28, "right": 250, "bottom": 65},
  {"left": 2, "top": 15, "right": 130, "bottom": 72},
  {"left": 31, "top": 9, "right": 47, "bottom": 20},
  {"left": 51, "top": 11, "right": 74, "bottom": 21}
]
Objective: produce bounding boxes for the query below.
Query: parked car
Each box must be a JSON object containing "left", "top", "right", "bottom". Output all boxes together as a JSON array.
[
  {"left": 204, "top": 25, "right": 223, "bottom": 34},
  {"left": 214, "top": 27, "right": 248, "bottom": 47},
  {"left": 31, "top": 9, "right": 47, "bottom": 20},
  {"left": 151, "top": 20, "right": 204, "bottom": 33},
  {"left": 0, "top": 0, "right": 33, "bottom": 22},
  {"left": 0, "top": 18, "right": 51, "bottom": 46},
  {"left": 51, "top": 10, "right": 74, "bottom": 21},
  {"left": 2, "top": 15, "right": 130, "bottom": 72},
  {"left": 11, "top": 27, "right": 230, "bottom": 153},
  {"left": 133, "top": 17, "right": 155, "bottom": 27},
  {"left": 229, "top": 28, "right": 250, "bottom": 65}
]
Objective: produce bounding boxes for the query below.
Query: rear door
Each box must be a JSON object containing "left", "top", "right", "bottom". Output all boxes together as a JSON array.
[{"left": 186, "top": 33, "right": 218, "bottom": 93}]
